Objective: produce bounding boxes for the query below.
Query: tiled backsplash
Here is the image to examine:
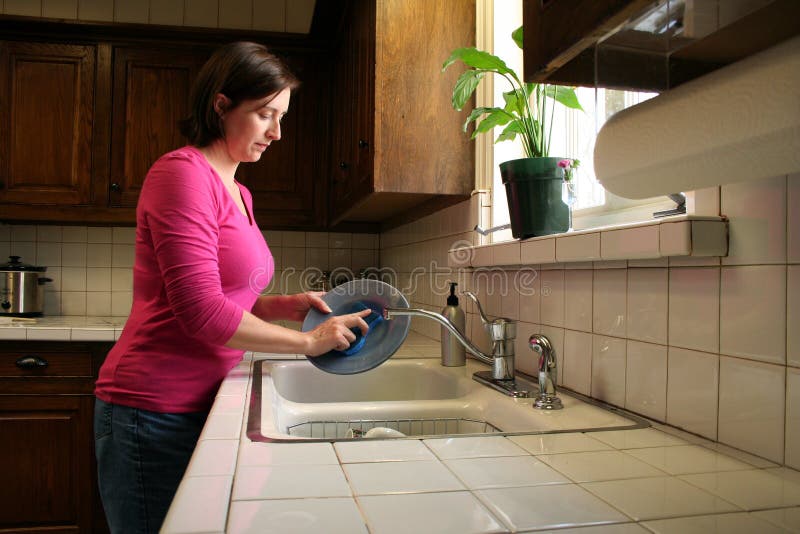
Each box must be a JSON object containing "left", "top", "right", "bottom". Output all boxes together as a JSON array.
[
  {"left": 380, "top": 173, "right": 800, "bottom": 469},
  {"left": 0, "top": 225, "right": 379, "bottom": 316}
]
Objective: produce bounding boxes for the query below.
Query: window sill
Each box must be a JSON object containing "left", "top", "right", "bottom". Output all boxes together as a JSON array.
[{"left": 450, "top": 215, "right": 728, "bottom": 268}]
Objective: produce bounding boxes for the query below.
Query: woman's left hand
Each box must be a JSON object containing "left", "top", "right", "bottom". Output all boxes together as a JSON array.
[{"left": 284, "top": 291, "right": 331, "bottom": 322}]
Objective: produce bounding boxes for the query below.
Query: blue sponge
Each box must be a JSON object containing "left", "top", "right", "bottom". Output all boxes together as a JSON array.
[{"left": 332, "top": 302, "right": 383, "bottom": 356}]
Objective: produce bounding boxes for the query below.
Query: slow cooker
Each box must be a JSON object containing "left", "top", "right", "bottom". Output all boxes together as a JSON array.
[{"left": 0, "top": 256, "right": 52, "bottom": 317}]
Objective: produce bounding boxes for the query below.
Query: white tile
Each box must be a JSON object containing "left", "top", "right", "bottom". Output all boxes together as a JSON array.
[
  {"left": 643, "top": 512, "right": 785, "bottom": 534},
  {"left": 61, "top": 226, "right": 86, "bottom": 243},
  {"left": 149, "top": 0, "right": 182, "bottom": 25},
  {"left": 667, "top": 347, "right": 719, "bottom": 440},
  {"left": 540, "top": 270, "right": 565, "bottom": 327},
  {"left": 583, "top": 476, "right": 739, "bottom": 521},
  {"left": 720, "top": 266, "right": 786, "bottom": 364},
  {"left": 86, "top": 267, "right": 112, "bottom": 292},
  {"left": 78, "top": 0, "right": 112, "bottom": 21},
  {"left": 61, "top": 242, "right": 87, "bottom": 267},
  {"left": 111, "top": 244, "right": 134, "bottom": 268},
  {"left": 444, "top": 455, "right": 570, "bottom": 489},
  {"left": 625, "top": 341, "right": 668, "bottom": 421},
  {"left": 36, "top": 242, "right": 61, "bottom": 267},
  {"left": 668, "top": 267, "right": 720, "bottom": 353},
  {"left": 232, "top": 464, "right": 350, "bottom": 500},
  {"left": 238, "top": 441, "right": 338, "bottom": 467},
  {"left": 344, "top": 460, "right": 464, "bottom": 495},
  {"left": 358, "top": 492, "right": 505, "bottom": 534},
  {"left": 517, "top": 268, "right": 541, "bottom": 324},
  {"left": 334, "top": 439, "right": 435, "bottom": 463},
  {"left": 114, "top": 0, "right": 148, "bottom": 23},
  {"left": 492, "top": 241, "right": 520, "bottom": 265},
  {"left": 477, "top": 484, "right": 629, "bottom": 531},
  {"left": 111, "top": 268, "right": 133, "bottom": 291},
  {"left": 26, "top": 328, "right": 71, "bottom": 341},
  {"left": 590, "top": 428, "right": 688, "bottom": 450},
  {"left": 624, "top": 445, "right": 753, "bottom": 475},
  {"left": 722, "top": 175, "right": 787, "bottom": 265},
  {"left": 627, "top": 268, "right": 668, "bottom": 344},
  {"left": 536, "top": 524, "right": 649, "bottom": 534},
  {"left": 86, "top": 226, "right": 112, "bottom": 243},
  {"left": 563, "top": 329, "right": 593, "bottom": 395},
  {"left": 111, "top": 291, "right": 132, "bottom": 316},
  {"left": 699, "top": 441, "right": 780, "bottom": 469},
  {"left": 60, "top": 292, "right": 87, "bottom": 316},
  {"left": 789, "top": 265, "right": 800, "bottom": 367},
  {"left": 591, "top": 335, "right": 626, "bottom": 407},
  {"left": 186, "top": 439, "right": 237, "bottom": 476},
  {"left": 557, "top": 232, "right": 601, "bottom": 262},
  {"left": 790, "top": 173, "right": 800, "bottom": 263},
  {"left": 281, "top": 231, "right": 306, "bottom": 247},
  {"left": 521, "top": 238, "right": 555, "bottom": 264},
  {"left": 592, "top": 269, "right": 626, "bottom": 337},
  {"left": 71, "top": 327, "right": 114, "bottom": 341},
  {"left": 227, "top": 498, "right": 367, "bottom": 534},
  {"left": 199, "top": 412, "right": 241, "bottom": 440},
  {"left": 788, "top": 368, "right": 800, "bottom": 469},
  {"left": 86, "top": 243, "right": 111, "bottom": 267},
  {"left": 538, "top": 450, "right": 666, "bottom": 482},
  {"left": 61, "top": 267, "right": 86, "bottom": 291},
  {"left": 753, "top": 507, "right": 800, "bottom": 533},
  {"left": 508, "top": 433, "right": 612, "bottom": 455},
  {"left": 423, "top": 436, "right": 527, "bottom": 459},
  {"left": 659, "top": 221, "right": 692, "bottom": 256},
  {"left": 680, "top": 469, "right": 800, "bottom": 510},
  {"left": 564, "top": 270, "right": 592, "bottom": 331},
  {"left": 306, "top": 232, "right": 328, "bottom": 248},
  {"left": 718, "top": 356, "right": 785, "bottom": 463},
  {"left": 9, "top": 225, "right": 36, "bottom": 241},
  {"left": 42, "top": 0, "right": 77, "bottom": 18},
  {"left": 160, "top": 475, "right": 231, "bottom": 533},
  {"left": 690, "top": 220, "right": 728, "bottom": 256},
  {"left": 602, "top": 225, "right": 660, "bottom": 260}
]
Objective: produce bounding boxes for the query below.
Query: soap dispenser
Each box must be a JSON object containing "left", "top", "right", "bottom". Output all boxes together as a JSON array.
[{"left": 440, "top": 282, "right": 466, "bottom": 367}]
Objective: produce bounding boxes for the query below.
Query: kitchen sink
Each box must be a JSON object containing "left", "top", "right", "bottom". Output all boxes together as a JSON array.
[{"left": 246, "top": 358, "right": 648, "bottom": 442}]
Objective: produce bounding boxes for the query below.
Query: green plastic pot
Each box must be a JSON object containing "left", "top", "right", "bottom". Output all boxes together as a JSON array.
[{"left": 500, "top": 157, "right": 569, "bottom": 239}]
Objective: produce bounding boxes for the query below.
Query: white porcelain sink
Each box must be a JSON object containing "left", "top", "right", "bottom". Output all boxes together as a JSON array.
[{"left": 247, "top": 358, "right": 647, "bottom": 442}]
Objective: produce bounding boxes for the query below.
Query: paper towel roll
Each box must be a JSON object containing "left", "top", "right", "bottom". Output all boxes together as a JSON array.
[{"left": 594, "top": 35, "right": 800, "bottom": 199}]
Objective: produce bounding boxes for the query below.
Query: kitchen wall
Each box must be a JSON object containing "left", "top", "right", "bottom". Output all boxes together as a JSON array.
[
  {"left": 0, "top": 0, "right": 315, "bottom": 33},
  {"left": 380, "top": 173, "right": 800, "bottom": 469},
  {"left": 0, "top": 225, "right": 379, "bottom": 316}
]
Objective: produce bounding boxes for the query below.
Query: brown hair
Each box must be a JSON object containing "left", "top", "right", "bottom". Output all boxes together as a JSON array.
[{"left": 180, "top": 42, "right": 300, "bottom": 146}]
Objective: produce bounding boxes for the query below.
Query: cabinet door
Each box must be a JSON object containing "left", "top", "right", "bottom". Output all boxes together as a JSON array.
[
  {"left": 236, "top": 52, "right": 328, "bottom": 229},
  {"left": 0, "top": 41, "right": 95, "bottom": 206},
  {"left": 109, "top": 47, "right": 207, "bottom": 208},
  {"left": 0, "top": 395, "right": 93, "bottom": 533}
]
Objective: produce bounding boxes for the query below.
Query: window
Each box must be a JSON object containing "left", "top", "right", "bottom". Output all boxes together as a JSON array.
[{"left": 484, "top": 1, "right": 671, "bottom": 242}]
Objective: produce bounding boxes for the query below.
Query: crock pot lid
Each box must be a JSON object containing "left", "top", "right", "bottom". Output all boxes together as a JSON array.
[{"left": 0, "top": 256, "right": 47, "bottom": 272}]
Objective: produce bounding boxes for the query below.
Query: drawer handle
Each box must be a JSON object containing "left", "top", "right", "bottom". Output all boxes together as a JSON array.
[{"left": 15, "top": 355, "right": 49, "bottom": 369}]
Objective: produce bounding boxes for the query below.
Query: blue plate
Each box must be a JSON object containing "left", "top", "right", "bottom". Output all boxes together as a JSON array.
[{"left": 301, "top": 279, "right": 410, "bottom": 374}]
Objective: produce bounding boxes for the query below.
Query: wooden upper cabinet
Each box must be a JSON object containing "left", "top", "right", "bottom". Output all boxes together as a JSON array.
[
  {"left": 109, "top": 47, "right": 207, "bottom": 208},
  {"left": 236, "top": 52, "right": 329, "bottom": 230},
  {"left": 329, "top": 0, "right": 476, "bottom": 226},
  {"left": 0, "top": 41, "right": 95, "bottom": 206}
]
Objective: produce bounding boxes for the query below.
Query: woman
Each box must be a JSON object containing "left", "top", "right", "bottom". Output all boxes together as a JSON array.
[{"left": 94, "top": 42, "right": 370, "bottom": 533}]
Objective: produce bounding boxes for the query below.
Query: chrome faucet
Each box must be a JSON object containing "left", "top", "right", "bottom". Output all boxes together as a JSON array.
[
  {"left": 529, "top": 334, "right": 562, "bottom": 410},
  {"left": 384, "top": 292, "right": 530, "bottom": 397}
]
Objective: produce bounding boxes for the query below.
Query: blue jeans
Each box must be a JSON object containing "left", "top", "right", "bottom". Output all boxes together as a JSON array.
[{"left": 94, "top": 398, "right": 208, "bottom": 534}]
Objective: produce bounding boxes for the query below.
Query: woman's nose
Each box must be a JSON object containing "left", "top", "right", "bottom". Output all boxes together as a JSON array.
[{"left": 267, "top": 121, "right": 281, "bottom": 140}]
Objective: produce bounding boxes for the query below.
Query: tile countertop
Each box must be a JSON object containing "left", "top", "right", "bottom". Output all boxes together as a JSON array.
[
  {"left": 161, "top": 334, "right": 800, "bottom": 534},
  {"left": 0, "top": 315, "right": 126, "bottom": 341}
]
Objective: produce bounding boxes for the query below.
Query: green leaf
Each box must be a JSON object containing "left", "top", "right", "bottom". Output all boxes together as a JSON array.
[
  {"left": 496, "top": 121, "right": 523, "bottom": 143},
  {"left": 502, "top": 90, "right": 525, "bottom": 116},
  {"left": 544, "top": 85, "right": 584, "bottom": 111},
  {"left": 442, "top": 47, "right": 513, "bottom": 75},
  {"left": 472, "top": 109, "right": 513, "bottom": 139},
  {"left": 512, "top": 26, "right": 524, "bottom": 50},
  {"left": 462, "top": 106, "right": 497, "bottom": 132},
  {"left": 451, "top": 70, "right": 484, "bottom": 110}
]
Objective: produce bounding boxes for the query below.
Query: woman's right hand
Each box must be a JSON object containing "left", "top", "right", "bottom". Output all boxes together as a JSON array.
[{"left": 305, "top": 308, "right": 373, "bottom": 356}]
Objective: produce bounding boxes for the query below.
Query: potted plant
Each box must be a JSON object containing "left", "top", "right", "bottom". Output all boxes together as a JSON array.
[{"left": 442, "top": 26, "right": 583, "bottom": 238}]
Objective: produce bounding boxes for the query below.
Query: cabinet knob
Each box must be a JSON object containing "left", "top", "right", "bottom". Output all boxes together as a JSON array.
[
  {"left": 110, "top": 183, "right": 121, "bottom": 192},
  {"left": 339, "top": 162, "right": 349, "bottom": 170},
  {"left": 15, "top": 355, "right": 49, "bottom": 369},
  {"left": 358, "top": 139, "right": 369, "bottom": 149}
]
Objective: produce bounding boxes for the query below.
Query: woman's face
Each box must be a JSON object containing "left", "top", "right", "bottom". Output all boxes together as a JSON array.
[{"left": 218, "top": 87, "right": 291, "bottom": 163}]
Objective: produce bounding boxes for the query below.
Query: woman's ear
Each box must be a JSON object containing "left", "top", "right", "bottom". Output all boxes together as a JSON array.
[{"left": 213, "top": 93, "right": 231, "bottom": 117}]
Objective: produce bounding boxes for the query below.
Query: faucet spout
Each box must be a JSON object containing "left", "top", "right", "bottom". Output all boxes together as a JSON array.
[
  {"left": 529, "top": 334, "right": 563, "bottom": 410},
  {"left": 383, "top": 308, "right": 493, "bottom": 366}
]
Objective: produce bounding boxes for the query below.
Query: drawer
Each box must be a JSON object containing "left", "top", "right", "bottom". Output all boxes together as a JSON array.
[{"left": 0, "top": 351, "right": 93, "bottom": 377}]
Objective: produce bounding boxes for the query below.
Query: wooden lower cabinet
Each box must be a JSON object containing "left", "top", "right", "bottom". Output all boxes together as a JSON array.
[{"left": 0, "top": 343, "right": 111, "bottom": 533}]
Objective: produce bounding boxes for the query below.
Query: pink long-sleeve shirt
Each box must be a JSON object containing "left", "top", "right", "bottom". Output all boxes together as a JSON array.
[{"left": 95, "top": 146, "right": 273, "bottom": 413}]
